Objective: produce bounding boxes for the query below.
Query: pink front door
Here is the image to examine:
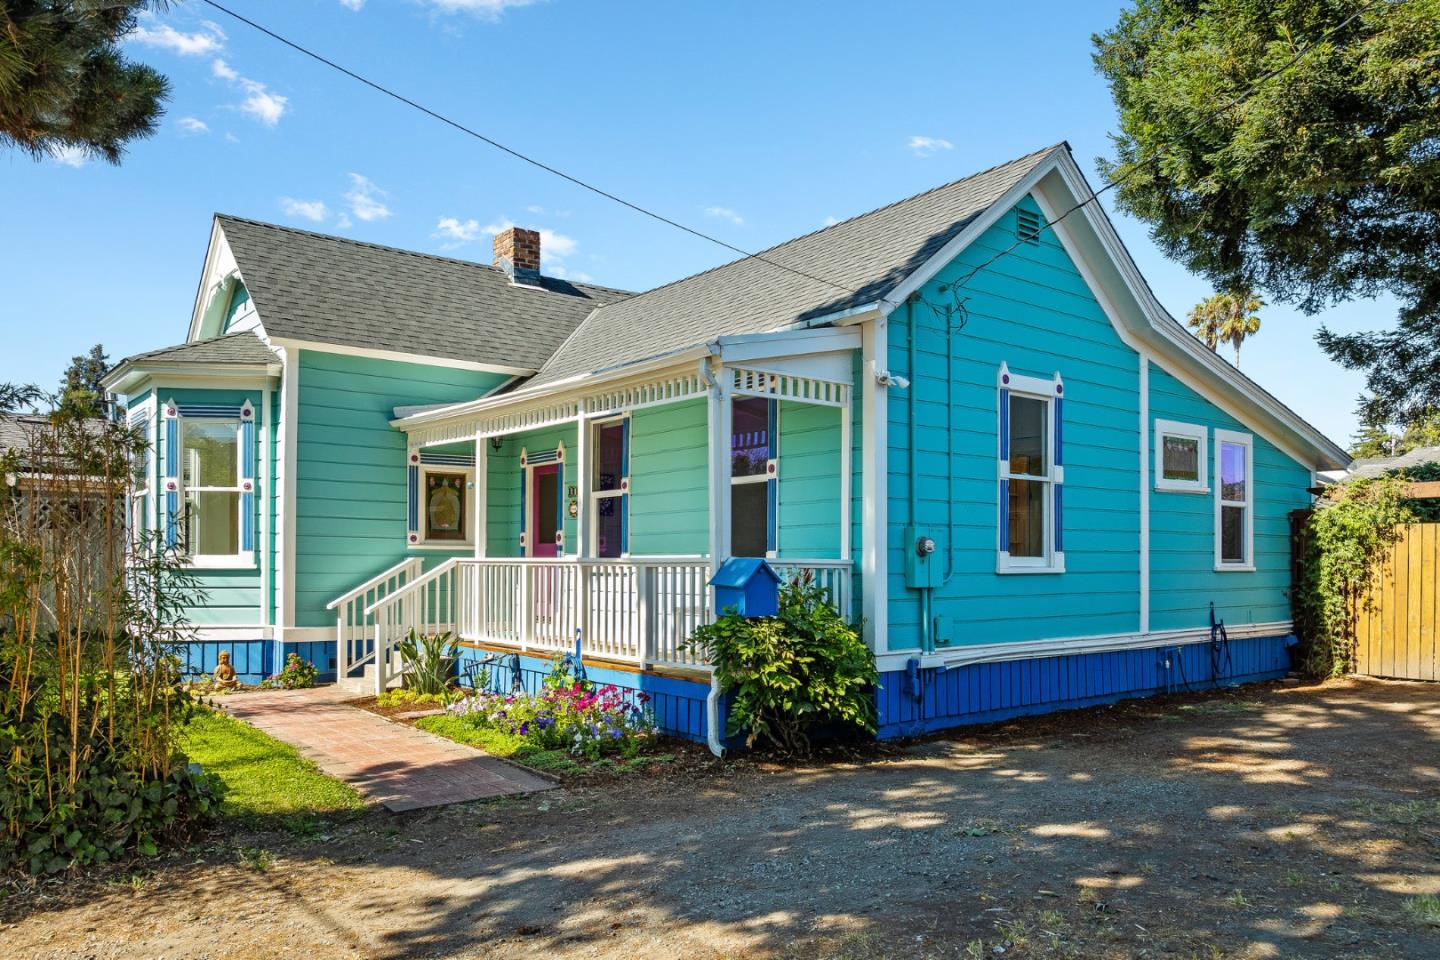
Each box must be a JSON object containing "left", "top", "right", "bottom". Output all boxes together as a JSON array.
[{"left": 530, "top": 464, "right": 559, "bottom": 558}]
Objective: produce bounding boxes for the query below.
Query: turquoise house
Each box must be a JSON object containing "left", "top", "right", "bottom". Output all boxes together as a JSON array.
[{"left": 106, "top": 144, "right": 1347, "bottom": 749}]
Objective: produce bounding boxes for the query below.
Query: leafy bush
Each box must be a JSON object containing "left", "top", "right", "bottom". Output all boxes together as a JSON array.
[
  {"left": 397, "top": 629, "right": 457, "bottom": 696},
  {"left": 375, "top": 688, "right": 455, "bottom": 709},
  {"left": 1294, "top": 474, "right": 1415, "bottom": 677},
  {"left": 688, "top": 574, "right": 876, "bottom": 754},
  {"left": 1, "top": 404, "right": 217, "bottom": 873},
  {"left": 261, "top": 653, "right": 318, "bottom": 690},
  {"left": 444, "top": 683, "right": 655, "bottom": 760}
]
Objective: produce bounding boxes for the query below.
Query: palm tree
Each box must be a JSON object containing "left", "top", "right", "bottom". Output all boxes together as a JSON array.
[
  {"left": 1186, "top": 296, "right": 1223, "bottom": 351},
  {"left": 1216, "top": 289, "right": 1263, "bottom": 368}
]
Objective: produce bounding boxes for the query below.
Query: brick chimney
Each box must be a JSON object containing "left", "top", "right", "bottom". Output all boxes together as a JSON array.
[{"left": 493, "top": 226, "right": 541, "bottom": 285}]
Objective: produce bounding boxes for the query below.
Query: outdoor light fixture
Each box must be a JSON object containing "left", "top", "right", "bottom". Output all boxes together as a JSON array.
[{"left": 489, "top": 436, "right": 503, "bottom": 452}]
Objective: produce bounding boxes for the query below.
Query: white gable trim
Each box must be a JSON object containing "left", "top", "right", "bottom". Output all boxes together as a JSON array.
[{"left": 875, "top": 147, "right": 1346, "bottom": 471}]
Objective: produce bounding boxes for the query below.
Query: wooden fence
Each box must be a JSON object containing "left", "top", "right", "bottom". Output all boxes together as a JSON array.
[{"left": 1352, "top": 523, "right": 1439, "bottom": 681}]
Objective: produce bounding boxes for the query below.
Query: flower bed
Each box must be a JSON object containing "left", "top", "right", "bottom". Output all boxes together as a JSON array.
[{"left": 443, "top": 682, "right": 657, "bottom": 760}]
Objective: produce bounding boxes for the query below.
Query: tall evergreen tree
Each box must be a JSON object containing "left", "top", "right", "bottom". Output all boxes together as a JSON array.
[
  {"left": 1, "top": 1, "right": 170, "bottom": 164},
  {"left": 1094, "top": 0, "right": 1440, "bottom": 425},
  {"left": 59, "top": 344, "right": 111, "bottom": 417}
]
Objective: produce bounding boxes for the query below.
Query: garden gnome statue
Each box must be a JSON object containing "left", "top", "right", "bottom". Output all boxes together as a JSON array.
[{"left": 213, "top": 651, "right": 240, "bottom": 690}]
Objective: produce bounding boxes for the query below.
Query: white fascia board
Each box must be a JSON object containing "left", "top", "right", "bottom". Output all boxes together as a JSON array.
[
  {"left": 1041, "top": 156, "right": 1350, "bottom": 470},
  {"left": 797, "top": 301, "right": 883, "bottom": 328},
  {"left": 713, "top": 325, "right": 862, "bottom": 362},
  {"left": 877, "top": 147, "right": 1067, "bottom": 316},
  {"left": 264, "top": 336, "right": 535, "bottom": 377},
  {"left": 392, "top": 343, "right": 714, "bottom": 431},
  {"left": 187, "top": 218, "right": 228, "bottom": 342},
  {"left": 104, "top": 365, "right": 281, "bottom": 395}
]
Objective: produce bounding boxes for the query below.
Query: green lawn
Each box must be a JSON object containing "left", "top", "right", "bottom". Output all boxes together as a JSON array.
[{"left": 183, "top": 709, "right": 363, "bottom": 822}]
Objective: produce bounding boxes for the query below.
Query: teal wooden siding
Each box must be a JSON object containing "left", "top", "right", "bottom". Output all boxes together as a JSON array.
[
  {"left": 1147, "top": 364, "right": 1310, "bottom": 630},
  {"left": 886, "top": 194, "right": 1142, "bottom": 650},
  {"left": 153, "top": 387, "right": 267, "bottom": 626},
  {"left": 628, "top": 399, "right": 709, "bottom": 556},
  {"left": 776, "top": 399, "right": 843, "bottom": 559},
  {"left": 484, "top": 423, "right": 579, "bottom": 557},
  {"left": 292, "top": 350, "right": 507, "bottom": 626}
]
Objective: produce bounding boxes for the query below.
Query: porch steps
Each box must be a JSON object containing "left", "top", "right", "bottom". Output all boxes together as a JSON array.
[{"left": 336, "top": 653, "right": 406, "bottom": 696}]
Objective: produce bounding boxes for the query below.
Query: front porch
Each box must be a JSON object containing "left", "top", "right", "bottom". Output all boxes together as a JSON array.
[{"left": 328, "top": 333, "right": 863, "bottom": 722}]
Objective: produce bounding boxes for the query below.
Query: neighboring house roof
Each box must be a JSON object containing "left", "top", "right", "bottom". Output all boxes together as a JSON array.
[
  {"left": 1, "top": 413, "right": 114, "bottom": 479},
  {"left": 214, "top": 215, "right": 633, "bottom": 371},
  {"left": 529, "top": 145, "right": 1060, "bottom": 387},
  {"left": 0, "top": 414, "right": 46, "bottom": 454},
  {"left": 1346, "top": 445, "right": 1440, "bottom": 479}
]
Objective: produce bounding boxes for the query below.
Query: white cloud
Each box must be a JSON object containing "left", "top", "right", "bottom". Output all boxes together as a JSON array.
[
  {"left": 704, "top": 206, "right": 745, "bottom": 226},
  {"left": 548, "top": 265, "right": 594, "bottom": 283},
  {"left": 907, "top": 135, "right": 954, "bottom": 157},
  {"left": 345, "top": 174, "right": 391, "bottom": 221},
  {"left": 49, "top": 145, "right": 87, "bottom": 168},
  {"left": 176, "top": 116, "right": 210, "bottom": 135},
  {"left": 129, "top": 22, "right": 225, "bottom": 57},
  {"left": 281, "top": 198, "right": 329, "bottom": 222},
  {"left": 421, "top": 0, "right": 540, "bottom": 20},
  {"left": 335, "top": 213, "right": 353, "bottom": 229},
  {"left": 434, "top": 216, "right": 482, "bottom": 246},
  {"left": 212, "top": 59, "right": 287, "bottom": 126},
  {"left": 525, "top": 204, "right": 570, "bottom": 217},
  {"left": 339, "top": 0, "right": 366, "bottom": 8},
  {"left": 823, "top": 215, "right": 840, "bottom": 227},
  {"left": 224, "top": 131, "right": 241, "bottom": 144}
]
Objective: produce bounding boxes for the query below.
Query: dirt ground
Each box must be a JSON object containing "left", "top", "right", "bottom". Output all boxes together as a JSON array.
[{"left": 4, "top": 678, "right": 1438, "bottom": 960}]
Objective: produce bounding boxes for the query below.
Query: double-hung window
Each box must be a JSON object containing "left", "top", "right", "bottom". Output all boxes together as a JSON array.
[
  {"left": 1214, "top": 429, "right": 1253, "bottom": 570},
  {"left": 997, "top": 366, "right": 1064, "bottom": 573},
  {"left": 180, "top": 419, "right": 244, "bottom": 563},
  {"left": 1154, "top": 419, "right": 1208, "bottom": 493},
  {"left": 591, "top": 418, "right": 628, "bottom": 558},
  {"left": 730, "top": 396, "right": 775, "bottom": 558}
]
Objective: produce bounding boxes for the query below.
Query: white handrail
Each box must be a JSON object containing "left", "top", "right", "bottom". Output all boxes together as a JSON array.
[
  {"left": 363, "top": 557, "right": 460, "bottom": 615},
  {"left": 326, "top": 556, "right": 422, "bottom": 610}
]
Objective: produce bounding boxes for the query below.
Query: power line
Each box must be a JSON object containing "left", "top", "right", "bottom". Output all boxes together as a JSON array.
[{"left": 197, "top": 0, "right": 859, "bottom": 297}]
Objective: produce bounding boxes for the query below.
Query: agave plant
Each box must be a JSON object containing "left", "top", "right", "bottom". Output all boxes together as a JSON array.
[{"left": 398, "top": 629, "right": 459, "bottom": 696}]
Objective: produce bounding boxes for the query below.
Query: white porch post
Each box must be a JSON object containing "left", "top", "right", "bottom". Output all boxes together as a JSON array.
[
  {"left": 861, "top": 318, "right": 889, "bottom": 655},
  {"left": 706, "top": 363, "right": 732, "bottom": 574},
  {"left": 573, "top": 410, "right": 590, "bottom": 647},
  {"left": 840, "top": 387, "right": 852, "bottom": 563}
]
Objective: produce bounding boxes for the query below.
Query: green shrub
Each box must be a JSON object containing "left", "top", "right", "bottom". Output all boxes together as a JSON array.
[
  {"left": 397, "top": 629, "right": 458, "bottom": 696},
  {"left": 688, "top": 574, "right": 876, "bottom": 754},
  {"left": 261, "top": 653, "right": 318, "bottom": 690},
  {"left": 375, "top": 688, "right": 454, "bottom": 709}
]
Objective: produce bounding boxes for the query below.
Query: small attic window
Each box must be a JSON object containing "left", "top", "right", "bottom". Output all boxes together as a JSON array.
[{"left": 1016, "top": 208, "right": 1043, "bottom": 245}]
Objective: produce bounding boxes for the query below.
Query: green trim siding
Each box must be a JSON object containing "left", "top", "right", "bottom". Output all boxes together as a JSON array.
[
  {"left": 886, "top": 194, "right": 1142, "bottom": 651},
  {"left": 292, "top": 350, "right": 507, "bottom": 627},
  {"left": 1147, "top": 364, "right": 1309, "bottom": 630},
  {"left": 628, "top": 399, "right": 709, "bottom": 556},
  {"left": 776, "top": 399, "right": 843, "bottom": 559}
]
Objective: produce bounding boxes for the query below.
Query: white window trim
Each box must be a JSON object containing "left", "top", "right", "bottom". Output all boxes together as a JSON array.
[
  {"left": 1154, "top": 418, "right": 1209, "bottom": 493},
  {"left": 415, "top": 463, "right": 476, "bottom": 550},
  {"left": 180, "top": 417, "right": 253, "bottom": 569},
  {"left": 589, "top": 416, "right": 628, "bottom": 558},
  {"left": 729, "top": 397, "right": 777, "bottom": 559},
  {"left": 997, "top": 367, "right": 1065, "bottom": 575},
  {"left": 1214, "top": 428, "right": 1254, "bottom": 572}
]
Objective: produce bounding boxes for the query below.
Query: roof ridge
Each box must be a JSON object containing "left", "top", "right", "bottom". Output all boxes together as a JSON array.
[
  {"left": 569, "top": 142, "right": 1067, "bottom": 313},
  {"left": 213, "top": 214, "right": 634, "bottom": 299}
]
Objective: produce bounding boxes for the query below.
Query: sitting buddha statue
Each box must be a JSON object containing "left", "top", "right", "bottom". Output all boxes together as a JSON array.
[{"left": 213, "top": 651, "right": 240, "bottom": 690}]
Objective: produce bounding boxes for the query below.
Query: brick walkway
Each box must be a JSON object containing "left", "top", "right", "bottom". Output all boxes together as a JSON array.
[{"left": 216, "top": 686, "right": 553, "bottom": 811}]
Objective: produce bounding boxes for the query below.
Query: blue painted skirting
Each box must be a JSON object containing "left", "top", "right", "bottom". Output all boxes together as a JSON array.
[
  {"left": 455, "top": 648, "right": 716, "bottom": 744},
  {"left": 875, "top": 633, "right": 1296, "bottom": 740},
  {"left": 178, "top": 639, "right": 337, "bottom": 686}
]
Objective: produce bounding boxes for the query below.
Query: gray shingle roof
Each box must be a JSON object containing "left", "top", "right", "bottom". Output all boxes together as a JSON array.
[
  {"left": 1347, "top": 445, "right": 1440, "bottom": 479},
  {"left": 528, "top": 144, "right": 1061, "bottom": 387},
  {"left": 124, "top": 330, "right": 279, "bottom": 366},
  {"left": 216, "top": 216, "right": 632, "bottom": 370}
]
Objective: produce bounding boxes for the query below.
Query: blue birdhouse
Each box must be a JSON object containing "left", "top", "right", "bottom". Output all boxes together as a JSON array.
[{"left": 709, "top": 557, "right": 782, "bottom": 617}]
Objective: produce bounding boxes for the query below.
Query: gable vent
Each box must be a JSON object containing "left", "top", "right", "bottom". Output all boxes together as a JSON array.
[{"left": 1015, "top": 208, "right": 1044, "bottom": 245}]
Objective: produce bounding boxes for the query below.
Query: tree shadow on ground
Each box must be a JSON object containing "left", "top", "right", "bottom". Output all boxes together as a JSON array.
[{"left": 7, "top": 679, "right": 1439, "bottom": 959}]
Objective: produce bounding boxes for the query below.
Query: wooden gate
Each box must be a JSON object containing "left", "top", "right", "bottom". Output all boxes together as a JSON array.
[{"left": 1353, "top": 523, "right": 1439, "bottom": 681}]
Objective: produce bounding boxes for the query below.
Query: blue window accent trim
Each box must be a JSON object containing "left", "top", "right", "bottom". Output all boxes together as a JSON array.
[
  {"left": 240, "top": 418, "right": 256, "bottom": 552},
  {"left": 998, "top": 479, "right": 1009, "bottom": 552},
  {"left": 406, "top": 464, "right": 419, "bottom": 534},
  {"left": 766, "top": 477, "right": 777, "bottom": 553},
  {"left": 1053, "top": 484, "right": 1064, "bottom": 553},
  {"left": 766, "top": 400, "right": 778, "bottom": 553},
  {"left": 998, "top": 388, "right": 1011, "bottom": 461},
  {"left": 176, "top": 404, "right": 244, "bottom": 419},
  {"left": 419, "top": 452, "right": 475, "bottom": 466},
  {"left": 518, "top": 460, "right": 527, "bottom": 548},
  {"left": 162, "top": 407, "right": 179, "bottom": 548},
  {"left": 525, "top": 449, "right": 561, "bottom": 467},
  {"left": 1053, "top": 397, "right": 1064, "bottom": 466}
]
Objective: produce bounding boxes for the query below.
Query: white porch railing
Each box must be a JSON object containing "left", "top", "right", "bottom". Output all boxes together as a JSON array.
[
  {"left": 357, "top": 556, "right": 853, "bottom": 693},
  {"left": 326, "top": 557, "right": 425, "bottom": 679}
]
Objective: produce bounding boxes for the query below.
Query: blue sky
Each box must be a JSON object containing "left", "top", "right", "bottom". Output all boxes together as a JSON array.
[{"left": 0, "top": 0, "right": 1390, "bottom": 446}]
